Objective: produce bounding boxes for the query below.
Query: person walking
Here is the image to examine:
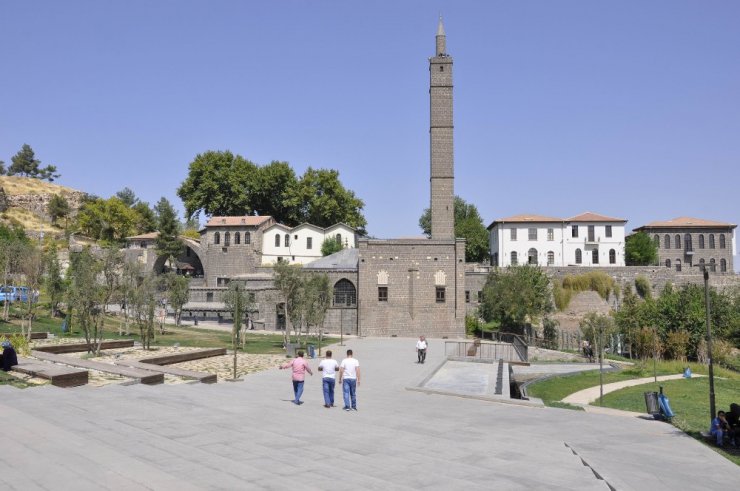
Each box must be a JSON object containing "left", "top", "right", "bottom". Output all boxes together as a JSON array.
[
  {"left": 416, "top": 335, "right": 428, "bottom": 364},
  {"left": 280, "top": 350, "right": 313, "bottom": 405},
  {"left": 339, "top": 349, "right": 360, "bottom": 411},
  {"left": 318, "top": 350, "right": 340, "bottom": 408}
]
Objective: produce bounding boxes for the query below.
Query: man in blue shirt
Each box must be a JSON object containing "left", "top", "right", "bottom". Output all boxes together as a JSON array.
[{"left": 710, "top": 411, "right": 730, "bottom": 447}]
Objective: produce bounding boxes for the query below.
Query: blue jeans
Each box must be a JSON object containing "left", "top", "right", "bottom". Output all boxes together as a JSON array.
[
  {"left": 292, "top": 380, "right": 304, "bottom": 403},
  {"left": 711, "top": 428, "right": 724, "bottom": 445},
  {"left": 343, "top": 378, "right": 357, "bottom": 409},
  {"left": 322, "top": 378, "right": 335, "bottom": 406}
]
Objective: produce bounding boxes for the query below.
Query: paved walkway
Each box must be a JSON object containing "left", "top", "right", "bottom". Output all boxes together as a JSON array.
[
  {"left": 562, "top": 373, "right": 703, "bottom": 405},
  {"left": 1, "top": 338, "right": 737, "bottom": 489}
]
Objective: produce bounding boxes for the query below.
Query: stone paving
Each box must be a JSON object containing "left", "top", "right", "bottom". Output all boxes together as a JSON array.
[{"left": 1, "top": 338, "right": 738, "bottom": 490}]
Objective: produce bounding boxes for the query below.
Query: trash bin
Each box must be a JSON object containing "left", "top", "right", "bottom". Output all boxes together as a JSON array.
[
  {"left": 644, "top": 391, "right": 660, "bottom": 416},
  {"left": 308, "top": 345, "right": 316, "bottom": 359}
]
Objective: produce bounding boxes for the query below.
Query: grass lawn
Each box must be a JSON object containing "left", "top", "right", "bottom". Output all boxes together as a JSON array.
[
  {"left": 0, "top": 369, "right": 34, "bottom": 389},
  {"left": 601, "top": 377, "right": 740, "bottom": 465},
  {"left": 1, "top": 314, "right": 337, "bottom": 355},
  {"left": 525, "top": 360, "right": 739, "bottom": 407}
]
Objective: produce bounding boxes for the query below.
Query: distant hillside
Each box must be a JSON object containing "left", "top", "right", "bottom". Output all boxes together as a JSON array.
[{"left": 0, "top": 175, "right": 88, "bottom": 237}]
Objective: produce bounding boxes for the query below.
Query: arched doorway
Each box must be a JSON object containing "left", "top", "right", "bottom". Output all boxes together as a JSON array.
[{"left": 153, "top": 245, "right": 204, "bottom": 277}]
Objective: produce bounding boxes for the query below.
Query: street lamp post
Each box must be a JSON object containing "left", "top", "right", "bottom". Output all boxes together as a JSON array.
[
  {"left": 599, "top": 322, "right": 604, "bottom": 406},
  {"left": 702, "top": 269, "right": 716, "bottom": 419}
]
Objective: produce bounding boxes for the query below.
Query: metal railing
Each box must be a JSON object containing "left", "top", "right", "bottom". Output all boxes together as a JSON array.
[{"left": 444, "top": 340, "right": 527, "bottom": 362}]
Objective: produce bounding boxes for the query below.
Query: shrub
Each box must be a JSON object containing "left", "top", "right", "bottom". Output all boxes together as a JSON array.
[
  {"left": 634, "top": 275, "right": 652, "bottom": 300},
  {"left": 561, "top": 271, "right": 618, "bottom": 301},
  {"left": 664, "top": 330, "right": 690, "bottom": 361},
  {"left": 552, "top": 281, "right": 572, "bottom": 311},
  {"left": 632, "top": 326, "right": 662, "bottom": 360},
  {"left": 8, "top": 333, "right": 30, "bottom": 357},
  {"left": 465, "top": 315, "right": 481, "bottom": 337},
  {"left": 542, "top": 317, "right": 559, "bottom": 349},
  {"left": 696, "top": 338, "right": 734, "bottom": 365}
]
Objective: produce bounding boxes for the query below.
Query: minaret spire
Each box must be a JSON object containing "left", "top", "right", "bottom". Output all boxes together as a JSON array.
[{"left": 436, "top": 15, "right": 446, "bottom": 56}]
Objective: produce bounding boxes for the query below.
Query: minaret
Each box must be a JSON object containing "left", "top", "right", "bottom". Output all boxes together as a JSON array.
[{"left": 429, "top": 16, "right": 454, "bottom": 240}]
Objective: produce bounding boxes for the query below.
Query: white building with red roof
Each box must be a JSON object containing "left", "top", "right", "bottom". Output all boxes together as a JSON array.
[{"left": 487, "top": 212, "right": 627, "bottom": 267}]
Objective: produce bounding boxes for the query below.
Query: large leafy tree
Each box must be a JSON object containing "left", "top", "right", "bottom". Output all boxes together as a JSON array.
[
  {"left": 155, "top": 197, "right": 183, "bottom": 269},
  {"left": 479, "top": 265, "right": 553, "bottom": 333},
  {"left": 132, "top": 201, "right": 158, "bottom": 234},
  {"left": 419, "top": 195, "right": 489, "bottom": 262},
  {"left": 47, "top": 194, "right": 71, "bottom": 227},
  {"left": 177, "top": 151, "right": 366, "bottom": 232},
  {"left": 75, "top": 197, "right": 138, "bottom": 243},
  {"left": 177, "top": 151, "right": 258, "bottom": 219},
  {"left": 115, "top": 187, "right": 139, "bottom": 207},
  {"left": 625, "top": 232, "right": 658, "bottom": 266},
  {"left": 8, "top": 144, "right": 60, "bottom": 181}
]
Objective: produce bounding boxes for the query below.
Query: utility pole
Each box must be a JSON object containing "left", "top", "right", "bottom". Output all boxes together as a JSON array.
[{"left": 703, "top": 270, "right": 716, "bottom": 419}]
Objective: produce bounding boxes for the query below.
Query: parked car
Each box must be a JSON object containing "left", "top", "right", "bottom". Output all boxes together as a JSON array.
[{"left": 0, "top": 286, "right": 33, "bottom": 304}]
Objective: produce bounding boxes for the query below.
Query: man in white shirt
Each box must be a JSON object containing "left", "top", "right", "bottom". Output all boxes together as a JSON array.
[
  {"left": 416, "top": 335, "right": 428, "bottom": 364},
  {"left": 338, "top": 349, "right": 361, "bottom": 411},
  {"left": 318, "top": 350, "right": 340, "bottom": 408}
]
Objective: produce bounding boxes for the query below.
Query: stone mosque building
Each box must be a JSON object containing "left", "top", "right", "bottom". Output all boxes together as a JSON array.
[{"left": 125, "top": 19, "right": 467, "bottom": 338}]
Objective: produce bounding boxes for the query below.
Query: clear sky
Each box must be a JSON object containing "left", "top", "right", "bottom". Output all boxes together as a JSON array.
[{"left": 1, "top": 1, "right": 738, "bottom": 268}]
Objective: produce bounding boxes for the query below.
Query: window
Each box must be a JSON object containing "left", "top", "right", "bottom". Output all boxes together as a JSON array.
[
  {"left": 336, "top": 233, "right": 342, "bottom": 244},
  {"left": 709, "top": 234, "right": 715, "bottom": 249},
  {"left": 224, "top": 232, "right": 230, "bottom": 247},
  {"left": 609, "top": 249, "right": 616, "bottom": 264},
  {"left": 285, "top": 234, "right": 290, "bottom": 247},
  {"left": 333, "top": 279, "right": 356, "bottom": 306},
  {"left": 684, "top": 234, "right": 692, "bottom": 252},
  {"left": 214, "top": 232, "right": 220, "bottom": 245},
  {"left": 510, "top": 228, "right": 517, "bottom": 241},
  {"left": 435, "top": 287, "right": 446, "bottom": 303},
  {"left": 575, "top": 249, "right": 582, "bottom": 264},
  {"left": 547, "top": 228, "right": 554, "bottom": 241},
  {"left": 653, "top": 235, "right": 660, "bottom": 246},
  {"left": 720, "top": 259, "right": 727, "bottom": 272},
  {"left": 605, "top": 225, "right": 612, "bottom": 238},
  {"left": 665, "top": 259, "right": 671, "bottom": 268},
  {"left": 234, "top": 232, "right": 240, "bottom": 245},
  {"left": 572, "top": 226, "right": 579, "bottom": 238},
  {"left": 675, "top": 259, "right": 682, "bottom": 272},
  {"left": 206, "top": 292, "right": 214, "bottom": 302},
  {"left": 675, "top": 235, "right": 681, "bottom": 249},
  {"left": 528, "top": 248, "right": 537, "bottom": 265},
  {"left": 592, "top": 249, "right": 599, "bottom": 264},
  {"left": 307, "top": 237, "right": 313, "bottom": 249},
  {"left": 275, "top": 234, "right": 280, "bottom": 247},
  {"left": 510, "top": 251, "right": 518, "bottom": 265},
  {"left": 699, "top": 234, "right": 705, "bottom": 249},
  {"left": 245, "top": 232, "right": 251, "bottom": 244},
  {"left": 588, "top": 225, "right": 595, "bottom": 242},
  {"left": 378, "top": 286, "right": 388, "bottom": 302},
  {"left": 465, "top": 291, "right": 470, "bottom": 303},
  {"left": 528, "top": 228, "right": 537, "bottom": 241},
  {"left": 547, "top": 251, "right": 554, "bottom": 266},
  {"left": 477, "top": 291, "right": 483, "bottom": 303},
  {"left": 720, "top": 234, "right": 726, "bottom": 249},
  {"left": 709, "top": 258, "right": 716, "bottom": 272},
  {"left": 664, "top": 234, "right": 671, "bottom": 249}
]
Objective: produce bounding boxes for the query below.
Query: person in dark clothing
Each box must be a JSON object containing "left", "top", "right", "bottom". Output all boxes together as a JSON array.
[
  {"left": 1, "top": 340, "right": 19, "bottom": 371},
  {"left": 726, "top": 403, "right": 740, "bottom": 446}
]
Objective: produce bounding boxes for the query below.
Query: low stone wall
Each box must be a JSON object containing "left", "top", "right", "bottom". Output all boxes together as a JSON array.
[{"left": 6, "top": 190, "right": 87, "bottom": 220}]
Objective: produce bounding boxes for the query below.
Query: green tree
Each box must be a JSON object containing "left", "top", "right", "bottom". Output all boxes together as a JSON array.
[
  {"left": 8, "top": 144, "right": 60, "bottom": 181},
  {"left": 0, "top": 224, "right": 29, "bottom": 321},
  {"left": 66, "top": 248, "right": 105, "bottom": 353},
  {"left": 223, "top": 282, "right": 254, "bottom": 378},
  {"left": 0, "top": 160, "right": 5, "bottom": 175},
  {"left": 19, "top": 245, "right": 44, "bottom": 340},
  {"left": 47, "top": 194, "right": 71, "bottom": 227},
  {"left": 289, "top": 168, "right": 366, "bottom": 232},
  {"left": 44, "top": 243, "right": 65, "bottom": 317},
  {"left": 321, "top": 236, "right": 344, "bottom": 256},
  {"left": 479, "top": 265, "right": 553, "bottom": 333},
  {"left": 625, "top": 232, "right": 658, "bottom": 266},
  {"left": 155, "top": 197, "right": 183, "bottom": 270},
  {"left": 75, "top": 197, "right": 138, "bottom": 243},
  {"left": 419, "top": 195, "right": 489, "bottom": 262},
  {"left": 177, "top": 150, "right": 258, "bottom": 219},
  {"left": 579, "top": 313, "right": 616, "bottom": 361},
  {"left": 132, "top": 201, "right": 157, "bottom": 234},
  {"left": 303, "top": 273, "right": 331, "bottom": 348},
  {"left": 115, "top": 187, "right": 139, "bottom": 207},
  {"left": 272, "top": 261, "right": 305, "bottom": 347},
  {"left": 129, "top": 273, "right": 159, "bottom": 350},
  {"left": 247, "top": 161, "right": 299, "bottom": 224},
  {"left": 162, "top": 272, "right": 189, "bottom": 326}
]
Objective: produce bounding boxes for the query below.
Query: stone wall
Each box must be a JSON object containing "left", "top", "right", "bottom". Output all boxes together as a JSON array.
[{"left": 6, "top": 189, "right": 87, "bottom": 220}]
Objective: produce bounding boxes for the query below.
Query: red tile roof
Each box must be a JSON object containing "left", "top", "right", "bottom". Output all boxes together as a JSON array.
[
  {"left": 491, "top": 214, "right": 565, "bottom": 223},
  {"left": 205, "top": 216, "right": 272, "bottom": 227},
  {"left": 568, "top": 212, "right": 626, "bottom": 223},
  {"left": 126, "top": 232, "right": 159, "bottom": 240},
  {"left": 637, "top": 217, "right": 737, "bottom": 229}
]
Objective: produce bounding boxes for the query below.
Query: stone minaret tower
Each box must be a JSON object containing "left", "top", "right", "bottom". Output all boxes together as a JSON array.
[{"left": 429, "top": 16, "right": 455, "bottom": 240}]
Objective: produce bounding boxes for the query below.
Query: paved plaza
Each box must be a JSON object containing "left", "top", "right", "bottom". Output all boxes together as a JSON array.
[{"left": 1, "top": 338, "right": 738, "bottom": 490}]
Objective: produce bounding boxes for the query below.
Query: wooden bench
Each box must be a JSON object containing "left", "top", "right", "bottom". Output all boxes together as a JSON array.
[
  {"left": 34, "top": 340, "right": 135, "bottom": 354},
  {"left": 31, "top": 350, "right": 163, "bottom": 385},
  {"left": 12, "top": 358, "right": 89, "bottom": 387},
  {"left": 115, "top": 359, "right": 217, "bottom": 384},
  {"left": 139, "top": 348, "right": 227, "bottom": 366}
]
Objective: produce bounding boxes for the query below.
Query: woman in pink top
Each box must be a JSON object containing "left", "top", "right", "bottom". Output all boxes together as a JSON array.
[{"left": 280, "top": 351, "right": 313, "bottom": 405}]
